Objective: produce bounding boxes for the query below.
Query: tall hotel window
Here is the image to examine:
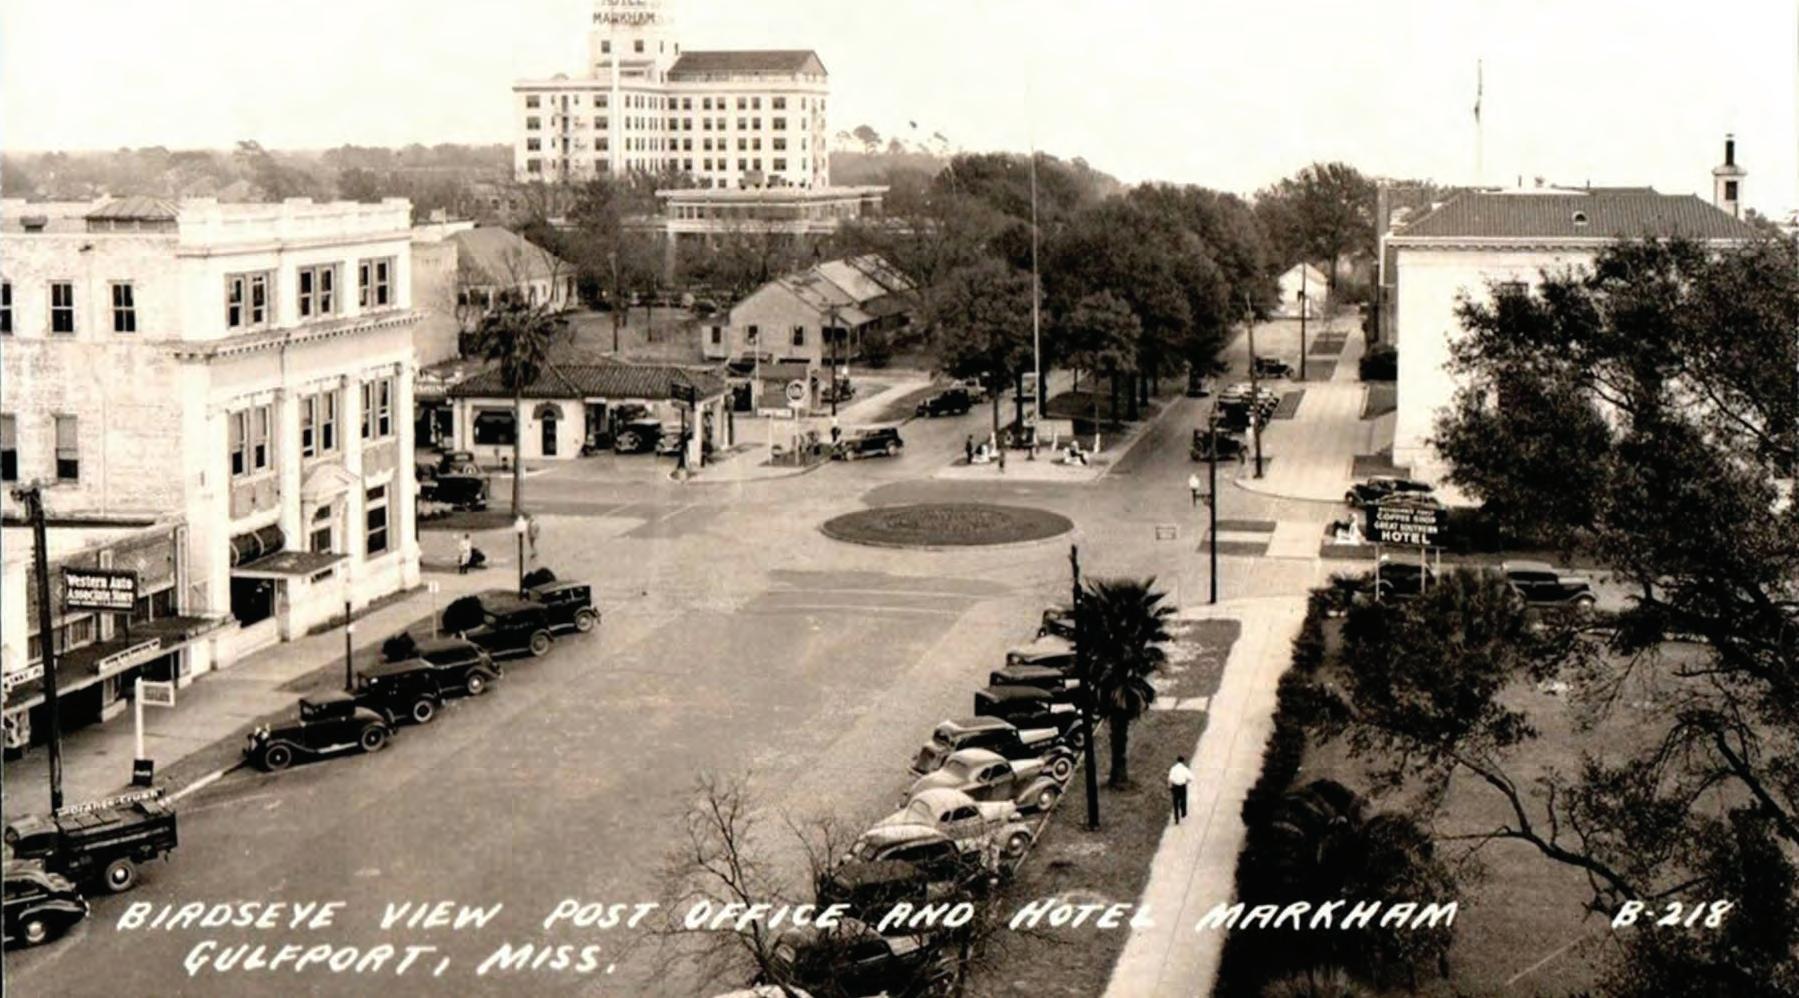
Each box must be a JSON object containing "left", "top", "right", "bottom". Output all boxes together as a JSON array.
[
  {"left": 226, "top": 272, "right": 271, "bottom": 329},
  {"left": 2, "top": 281, "right": 13, "bottom": 334},
  {"left": 110, "top": 283, "right": 136, "bottom": 332},
  {"left": 297, "top": 264, "right": 337, "bottom": 318},
  {"left": 361, "top": 377, "right": 394, "bottom": 440},
  {"left": 49, "top": 281, "right": 75, "bottom": 334},
  {"left": 54, "top": 415, "right": 79, "bottom": 481},
  {"left": 1, "top": 415, "right": 16, "bottom": 481},
  {"left": 358, "top": 257, "right": 394, "bottom": 309},
  {"left": 365, "top": 484, "right": 389, "bottom": 556}
]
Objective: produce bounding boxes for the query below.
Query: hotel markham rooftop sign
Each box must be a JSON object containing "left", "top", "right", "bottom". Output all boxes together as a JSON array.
[{"left": 594, "top": 0, "right": 660, "bottom": 26}]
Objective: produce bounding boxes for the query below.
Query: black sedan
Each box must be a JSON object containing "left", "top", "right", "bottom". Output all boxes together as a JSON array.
[
  {"left": 355, "top": 637, "right": 500, "bottom": 726},
  {"left": 245, "top": 693, "right": 392, "bottom": 771},
  {"left": 1344, "top": 476, "right": 1436, "bottom": 506},
  {"left": 915, "top": 389, "right": 973, "bottom": 418},
  {"left": 834, "top": 427, "right": 904, "bottom": 460}
]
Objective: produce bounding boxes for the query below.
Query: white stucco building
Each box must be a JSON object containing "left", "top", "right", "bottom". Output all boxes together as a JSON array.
[
  {"left": 1385, "top": 141, "right": 1760, "bottom": 481},
  {"left": 1274, "top": 262, "right": 1328, "bottom": 318},
  {"left": 0, "top": 196, "right": 424, "bottom": 749},
  {"left": 514, "top": 0, "right": 830, "bottom": 191}
]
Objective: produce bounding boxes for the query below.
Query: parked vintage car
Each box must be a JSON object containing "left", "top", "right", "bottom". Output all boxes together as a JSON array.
[
  {"left": 1037, "top": 606, "right": 1076, "bottom": 640},
  {"left": 1502, "top": 561, "right": 1598, "bottom": 609},
  {"left": 852, "top": 788, "right": 1036, "bottom": 864},
  {"left": 522, "top": 580, "right": 601, "bottom": 634},
  {"left": 1191, "top": 428, "right": 1246, "bottom": 462},
  {"left": 833, "top": 427, "right": 905, "bottom": 460},
  {"left": 816, "top": 848, "right": 994, "bottom": 929},
  {"left": 762, "top": 918, "right": 955, "bottom": 998},
  {"left": 244, "top": 692, "right": 392, "bottom": 772},
  {"left": 613, "top": 419, "right": 675, "bottom": 454},
  {"left": 915, "top": 388, "right": 973, "bottom": 418},
  {"left": 354, "top": 637, "right": 500, "bottom": 726},
  {"left": 1005, "top": 636, "right": 1077, "bottom": 672},
  {"left": 3, "top": 860, "right": 88, "bottom": 949},
  {"left": 906, "top": 748, "right": 1070, "bottom": 814},
  {"left": 419, "top": 472, "right": 489, "bottom": 512},
  {"left": 988, "top": 664, "right": 1081, "bottom": 695},
  {"left": 1344, "top": 476, "right": 1436, "bottom": 507},
  {"left": 1252, "top": 355, "right": 1295, "bottom": 379},
  {"left": 973, "top": 686, "right": 1085, "bottom": 747},
  {"left": 910, "top": 717, "right": 1077, "bottom": 780},
  {"left": 1360, "top": 557, "right": 1434, "bottom": 601},
  {"left": 3, "top": 792, "right": 176, "bottom": 894},
  {"left": 442, "top": 593, "right": 556, "bottom": 659}
]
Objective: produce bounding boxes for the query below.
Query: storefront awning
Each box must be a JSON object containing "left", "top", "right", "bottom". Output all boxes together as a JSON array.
[
  {"left": 228, "top": 525, "right": 285, "bottom": 567},
  {"left": 233, "top": 550, "right": 345, "bottom": 579},
  {"left": 2, "top": 615, "right": 228, "bottom": 714}
]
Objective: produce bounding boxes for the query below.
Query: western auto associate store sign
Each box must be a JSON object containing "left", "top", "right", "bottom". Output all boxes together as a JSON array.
[
  {"left": 63, "top": 568, "right": 139, "bottom": 613},
  {"left": 1367, "top": 501, "right": 1447, "bottom": 547}
]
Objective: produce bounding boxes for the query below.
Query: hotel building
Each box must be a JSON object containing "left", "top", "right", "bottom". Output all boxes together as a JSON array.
[{"left": 512, "top": 0, "right": 831, "bottom": 190}]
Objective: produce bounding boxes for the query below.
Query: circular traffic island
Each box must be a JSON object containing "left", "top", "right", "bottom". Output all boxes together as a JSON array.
[{"left": 822, "top": 502, "right": 1073, "bottom": 549}]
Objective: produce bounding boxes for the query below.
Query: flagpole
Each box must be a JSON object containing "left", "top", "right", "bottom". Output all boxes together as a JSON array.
[{"left": 1474, "top": 59, "right": 1484, "bottom": 186}]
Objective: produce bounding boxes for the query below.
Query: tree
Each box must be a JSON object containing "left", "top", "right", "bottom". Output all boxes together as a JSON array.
[
  {"left": 1254, "top": 163, "right": 1376, "bottom": 291},
  {"left": 1055, "top": 291, "right": 1139, "bottom": 433},
  {"left": 851, "top": 125, "right": 882, "bottom": 155},
  {"left": 1076, "top": 577, "right": 1173, "bottom": 786},
  {"left": 336, "top": 167, "right": 385, "bottom": 203},
  {"left": 469, "top": 299, "right": 567, "bottom": 516},
  {"left": 928, "top": 259, "right": 1036, "bottom": 437}
]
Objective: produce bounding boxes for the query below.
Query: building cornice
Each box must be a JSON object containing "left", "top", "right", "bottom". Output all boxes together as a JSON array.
[
  {"left": 1387, "top": 234, "right": 1752, "bottom": 253},
  {"left": 169, "top": 311, "right": 422, "bottom": 362}
]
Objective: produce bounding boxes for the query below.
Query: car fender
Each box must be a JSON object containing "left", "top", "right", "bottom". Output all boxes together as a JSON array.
[{"left": 1018, "top": 777, "right": 1063, "bottom": 803}]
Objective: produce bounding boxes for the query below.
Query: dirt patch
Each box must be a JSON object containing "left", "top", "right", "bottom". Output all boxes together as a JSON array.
[{"left": 1361, "top": 384, "right": 1398, "bottom": 419}]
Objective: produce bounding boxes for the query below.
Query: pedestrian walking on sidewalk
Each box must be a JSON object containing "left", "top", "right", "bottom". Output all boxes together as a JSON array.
[
  {"left": 964, "top": 435, "right": 975, "bottom": 465},
  {"left": 997, "top": 443, "right": 1007, "bottom": 473},
  {"left": 1188, "top": 472, "right": 1202, "bottom": 506},
  {"left": 1168, "top": 754, "right": 1192, "bottom": 824},
  {"left": 457, "top": 533, "right": 473, "bottom": 575}
]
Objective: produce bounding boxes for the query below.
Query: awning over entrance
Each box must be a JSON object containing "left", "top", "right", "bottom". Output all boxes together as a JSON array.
[
  {"left": 233, "top": 550, "right": 345, "bottom": 579},
  {"left": 228, "top": 525, "right": 285, "bottom": 567},
  {"left": 300, "top": 461, "right": 359, "bottom": 505}
]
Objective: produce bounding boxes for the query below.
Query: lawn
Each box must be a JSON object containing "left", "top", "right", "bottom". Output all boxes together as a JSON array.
[
  {"left": 1295, "top": 623, "right": 1711, "bottom": 995},
  {"left": 967, "top": 620, "right": 1238, "bottom": 997},
  {"left": 821, "top": 503, "right": 1073, "bottom": 548},
  {"left": 1361, "top": 383, "right": 1399, "bottom": 419}
]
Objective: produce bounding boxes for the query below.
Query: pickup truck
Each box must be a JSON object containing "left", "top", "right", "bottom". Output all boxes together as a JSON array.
[{"left": 3, "top": 791, "right": 177, "bottom": 893}]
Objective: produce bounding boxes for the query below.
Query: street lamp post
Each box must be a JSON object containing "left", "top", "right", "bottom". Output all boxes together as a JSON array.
[
  {"left": 1298, "top": 264, "right": 1308, "bottom": 382},
  {"left": 14, "top": 486, "right": 65, "bottom": 812},
  {"left": 827, "top": 304, "right": 841, "bottom": 419},
  {"left": 514, "top": 516, "right": 530, "bottom": 595},
  {"left": 343, "top": 611, "right": 356, "bottom": 693},
  {"left": 1245, "top": 294, "right": 1265, "bottom": 479},
  {"left": 1207, "top": 409, "right": 1220, "bottom": 605},
  {"left": 1070, "top": 544, "right": 1101, "bottom": 831}
]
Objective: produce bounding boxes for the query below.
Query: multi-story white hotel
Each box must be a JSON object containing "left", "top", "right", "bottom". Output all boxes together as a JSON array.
[
  {"left": 0, "top": 196, "right": 423, "bottom": 750},
  {"left": 513, "top": 0, "right": 830, "bottom": 190}
]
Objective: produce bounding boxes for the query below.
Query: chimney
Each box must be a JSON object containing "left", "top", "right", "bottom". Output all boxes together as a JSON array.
[{"left": 1725, "top": 134, "right": 1736, "bottom": 167}]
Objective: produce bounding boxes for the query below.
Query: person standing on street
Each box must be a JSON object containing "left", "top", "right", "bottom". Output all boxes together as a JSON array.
[
  {"left": 1168, "top": 754, "right": 1193, "bottom": 824},
  {"left": 1188, "top": 472, "right": 1203, "bottom": 506},
  {"left": 997, "top": 441, "right": 1007, "bottom": 473},
  {"left": 965, "top": 435, "right": 975, "bottom": 465},
  {"left": 457, "top": 533, "right": 473, "bottom": 575}
]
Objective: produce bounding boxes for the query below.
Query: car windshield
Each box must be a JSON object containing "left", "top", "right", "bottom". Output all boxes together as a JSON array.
[{"left": 941, "top": 758, "right": 978, "bottom": 780}]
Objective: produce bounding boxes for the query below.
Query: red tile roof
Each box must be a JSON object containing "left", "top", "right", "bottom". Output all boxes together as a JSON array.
[
  {"left": 1395, "top": 191, "right": 1759, "bottom": 241},
  {"left": 668, "top": 50, "right": 825, "bottom": 77},
  {"left": 448, "top": 362, "right": 729, "bottom": 402}
]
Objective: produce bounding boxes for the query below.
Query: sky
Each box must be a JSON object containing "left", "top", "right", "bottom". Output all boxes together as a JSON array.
[{"left": 2, "top": 0, "right": 1795, "bottom": 215}]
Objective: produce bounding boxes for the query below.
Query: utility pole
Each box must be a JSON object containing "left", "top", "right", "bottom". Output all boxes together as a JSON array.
[
  {"left": 1207, "top": 410, "right": 1220, "bottom": 605},
  {"left": 1245, "top": 294, "right": 1264, "bottom": 479},
  {"left": 342, "top": 603, "right": 356, "bottom": 693},
  {"left": 828, "top": 304, "right": 841, "bottom": 419},
  {"left": 1070, "top": 545, "right": 1101, "bottom": 831},
  {"left": 1298, "top": 264, "right": 1308, "bottom": 382},
  {"left": 609, "top": 250, "right": 621, "bottom": 354},
  {"left": 16, "top": 486, "right": 65, "bottom": 813}
]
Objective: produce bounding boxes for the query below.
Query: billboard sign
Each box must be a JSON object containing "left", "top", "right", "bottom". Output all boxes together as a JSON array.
[
  {"left": 63, "top": 568, "right": 138, "bottom": 613},
  {"left": 1367, "top": 500, "right": 1447, "bottom": 546}
]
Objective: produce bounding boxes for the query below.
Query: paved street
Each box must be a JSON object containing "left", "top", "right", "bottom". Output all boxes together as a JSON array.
[{"left": 6, "top": 326, "right": 1360, "bottom": 997}]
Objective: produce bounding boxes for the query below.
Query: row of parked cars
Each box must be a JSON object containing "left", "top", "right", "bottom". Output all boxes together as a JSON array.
[
  {"left": 243, "top": 576, "right": 598, "bottom": 772},
  {"left": 728, "top": 609, "right": 1090, "bottom": 998}
]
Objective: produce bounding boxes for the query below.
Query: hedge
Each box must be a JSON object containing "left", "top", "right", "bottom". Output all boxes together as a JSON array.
[{"left": 1358, "top": 344, "right": 1398, "bottom": 381}]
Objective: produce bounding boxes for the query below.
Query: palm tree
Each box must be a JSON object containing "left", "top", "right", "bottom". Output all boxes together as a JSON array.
[
  {"left": 470, "top": 297, "right": 565, "bottom": 517},
  {"left": 1078, "top": 576, "right": 1174, "bottom": 786}
]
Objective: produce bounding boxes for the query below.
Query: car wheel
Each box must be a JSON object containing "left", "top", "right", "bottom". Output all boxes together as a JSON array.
[
  {"left": 1065, "top": 727, "right": 1088, "bottom": 750},
  {"left": 465, "top": 671, "right": 489, "bottom": 696},
  {"left": 411, "top": 698, "right": 438, "bottom": 724},
  {"left": 103, "top": 857, "right": 137, "bottom": 893},
  {"left": 1035, "top": 785, "right": 1061, "bottom": 812},
  {"left": 1048, "top": 756, "right": 1075, "bottom": 781},
  {"left": 885, "top": 443, "right": 899, "bottom": 457},
  {"left": 1002, "top": 830, "right": 1032, "bottom": 858},
  {"left": 359, "top": 726, "right": 389, "bottom": 753},
  {"left": 529, "top": 631, "right": 552, "bottom": 657},
  {"left": 1574, "top": 594, "right": 1597, "bottom": 611},
  {"left": 22, "top": 916, "right": 51, "bottom": 946},
  {"left": 262, "top": 743, "right": 293, "bottom": 772},
  {"left": 574, "top": 609, "right": 598, "bottom": 633}
]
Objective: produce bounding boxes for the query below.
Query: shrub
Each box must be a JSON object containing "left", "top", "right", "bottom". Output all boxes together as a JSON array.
[
  {"left": 1358, "top": 344, "right": 1397, "bottom": 382},
  {"left": 859, "top": 328, "right": 893, "bottom": 368},
  {"left": 442, "top": 595, "right": 485, "bottom": 635},
  {"left": 521, "top": 567, "right": 557, "bottom": 589},
  {"left": 381, "top": 631, "right": 419, "bottom": 662}
]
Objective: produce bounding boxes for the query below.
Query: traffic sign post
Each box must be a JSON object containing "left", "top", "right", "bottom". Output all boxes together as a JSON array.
[
  {"left": 133, "top": 678, "right": 177, "bottom": 788},
  {"left": 784, "top": 379, "right": 807, "bottom": 409}
]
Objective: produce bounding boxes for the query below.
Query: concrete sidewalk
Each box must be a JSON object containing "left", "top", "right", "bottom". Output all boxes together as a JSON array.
[
  {"left": 1, "top": 534, "right": 514, "bottom": 820},
  {"left": 1102, "top": 595, "right": 1307, "bottom": 998},
  {"left": 1230, "top": 326, "right": 1390, "bottom": 504}
]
